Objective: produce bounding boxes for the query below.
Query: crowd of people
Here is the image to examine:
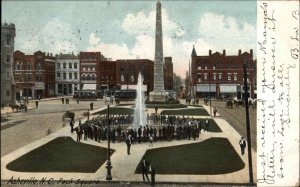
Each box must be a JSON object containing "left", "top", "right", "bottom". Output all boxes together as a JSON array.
[{"left": 73, "top": 114, "right": 211, "bottom": 144}]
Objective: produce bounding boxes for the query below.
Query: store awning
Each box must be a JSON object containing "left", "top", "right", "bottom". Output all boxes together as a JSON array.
[
  {"left": 121, "top": 85, "right": 147, "bottom": 91},
  {"left": 82, "top": 84, "right": 96, "bottom": 90},
  {"left": 220, "top": 85, "right": 237, "bottom": 93},
  {"left": 196, "top": 84, "right": 216, "bottom": 92}
]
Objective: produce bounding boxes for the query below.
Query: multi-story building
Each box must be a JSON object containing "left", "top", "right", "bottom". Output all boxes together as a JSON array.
[
  {"left": 79, "top": 52, "right": 101, "bottom": 91},
  {"left": 164, "top": 57, "right": 173, "bottom": 90},
  {"left": 13, "top": 50, "right": 56, "bottom": 99},
  {"left": 115, "top": 59, "right": 154, "bottom": 94},
  {"left": 55, "top": 53, "right": 80, "bottom": 96},
  {"left": 98, "top": 60, "right": 116, "bottom": 90},
  {"left": 191, "top": 46, "right": 256, "bottom": 99},
  {"left": 1, "top": 23, "right": 16, "bottom": 105}
]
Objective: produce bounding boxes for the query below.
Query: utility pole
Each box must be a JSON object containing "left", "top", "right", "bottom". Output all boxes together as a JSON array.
[
  {"left": 243, "top": 63, "right": 253, "bottom": 183},
  {"left": 208, "top": 72, "right": 212, "bottom": 116}
]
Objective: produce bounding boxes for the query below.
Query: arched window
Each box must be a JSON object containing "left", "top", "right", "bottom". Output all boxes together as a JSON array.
[
  {"left": 87, "top": 74, "right": 91, "bottom": 80},
  {"left": 92, "top": 73, "right": 96, "bottom": 80}
]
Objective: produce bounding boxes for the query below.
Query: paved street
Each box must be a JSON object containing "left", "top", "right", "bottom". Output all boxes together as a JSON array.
[{"left": 1, "top": 98, "right": 106, "bottom": 157}]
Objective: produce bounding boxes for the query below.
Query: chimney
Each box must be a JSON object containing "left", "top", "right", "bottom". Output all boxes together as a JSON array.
[
  {"left": 50, "top": 53, "right": 52, "bottom": 57},
  {"left": 250, "top": 49, "right": 253, "bottom": 57},
  {"left": 223, "top": 50, "right": 226, "bottom": 56},
  {"left": 238, "top": 49, "right": 241, "bottom": 56},
  {"left": 209, "top": 50, "right": 212, "bottom": 56}
]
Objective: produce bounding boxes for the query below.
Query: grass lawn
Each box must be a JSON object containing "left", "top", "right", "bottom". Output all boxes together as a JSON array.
[
  {"left": 198, "top": 119, "right": 222, "bottom": 132},
  {"left": 135, "top": 138, "right": 244, "bottom": 175},
  {"left": 6, "top": 137, "right": 113, "bottom": 173},
  {"left": 95, "top": 107, "right": 134, "bottom": 115},
  {"left": 161, "top": 108, "right": 209, "bottom": 116},
  {"left": 146, "top": 104, "right": 187, "bottom": 109}
]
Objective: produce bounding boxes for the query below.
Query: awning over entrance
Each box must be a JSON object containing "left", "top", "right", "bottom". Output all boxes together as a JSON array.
[
  {"left": 121, "top": 85, "right": 147, "bottom": 91},
  {"left": 196, "top": 84, "right": 216, "bottom": 92},
  {"left": 82, "top": 84, "right": 96, "bottom": 90},
  {"left": 220, "top": 84, "right": 237, "bottom": 93}
]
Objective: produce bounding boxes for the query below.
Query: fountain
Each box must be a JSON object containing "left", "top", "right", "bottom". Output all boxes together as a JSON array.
[{"left": 132, "top": 73, "right": 147, "bottom": 129}]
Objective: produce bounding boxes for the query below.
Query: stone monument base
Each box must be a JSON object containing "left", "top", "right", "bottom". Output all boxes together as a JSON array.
[{"left": 149, "top": 91, "right": 167, "bottom": 102}]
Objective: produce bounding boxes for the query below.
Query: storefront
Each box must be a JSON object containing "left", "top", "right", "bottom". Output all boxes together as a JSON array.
[{"left": 195, "top": 84, "right": 216, "bottom": 98}]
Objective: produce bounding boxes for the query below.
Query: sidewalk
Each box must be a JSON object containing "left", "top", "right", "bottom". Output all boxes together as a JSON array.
[{"left": 1, "top": 103, "right": 256, "bottom": 183}]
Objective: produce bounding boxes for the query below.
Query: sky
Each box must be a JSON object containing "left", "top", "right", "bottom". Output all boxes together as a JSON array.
[{"left": 2, "top": 0, "right": 257, "bottom": 78}]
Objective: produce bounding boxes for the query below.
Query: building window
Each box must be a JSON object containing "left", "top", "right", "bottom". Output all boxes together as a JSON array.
[
  {"left": 6, "top": 55, "right": 10, "bottom": 63},
  {"left": 204, "top": 73, "right": 208, "bottom": 80},
  {"left": 57, "top": 73, "right": 61, "bottom": 80},
  {"left": 197, "top": 66, "right": 201, "bottom": 70},
  {"left": 205, "top": 65, "right": 207, "bottom": 70},
  {"left": 69, "top": 73, "right": 72, "bottom": 80},
  {"left": 37, "top": 63, "right": 41, "bottom": 70},
  {"left": 28, "top": 74, "right": 32, "bottom": 81},
  {"left": 121, "top": 75, "right": 124, "bottom": 82},
  {"left": 57, "top": 63, "right": 60, "bottom": 69},
  {"left": 219, "top": 73, "right": 222, "bottom": 80},
  {"left": 74, "top": 84, "right": 78, "bottom": 91},
  {"left": 87, "top": 74, "right": 91, "bottom": 80},
  {"left": 213, "top": 65, "right": 216, "bottom": 70},
  {"left": 27, "top": 63, "right": 32, "bottom": 70},
  {"left": 92, "top": 65, "right": 95, "bottom": 71},
  {"left": 92, "top": 74, "right": 96, "bottom": 80},
  {"left": 63, "top": 73, "right": 66, "bottom": 80},
  {"left": 101, "top": 76, "right": 104, "bottom": 81},
  {"left": 130, "top": 75, "right": 134, "bottom": 82},
  {"left": 234, "top": 73, "right": 237, "bottom": 81},
  {"left": 198, "top": 74, "right": 201, "bottom": 82},
  {"left": 6, "top": 35, "right": 11, "bottom": 46},
  {"left": 69, "top": 63, "right": 72, "bottom": 69},
  {"left": 63, "top": 63, "right": 66, "bottom": 69},
  {"left": 74, "top": 73, "right": 77, "bottom": 80},
  {"left": 6, "top": 72, "right": 10, "bottom": 80},
  {"left": 74, "top": 63, "right": 77, "bottom": 69},
  {"left": 83, "top": 66, "right": 86, "bottom": 71},
  {"left": 227, "top": 73, "right": 231, "bottom": 81},
  {"left": 213, "top": 73, "right": 216, "bottom": 80}
]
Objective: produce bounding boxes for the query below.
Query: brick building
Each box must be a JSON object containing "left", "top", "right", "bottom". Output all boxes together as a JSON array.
[
  {"left": 191, "top": 46, "right": 256, "bottom": 99},
  {"left": 115, "top": 59, "right": 154, "bottom": 94},
  {"left": 164, "top": 57, "right": 173, "bottom": 90},
  {"left": 55, "top": 53, "right": 80, "bottom": 96},
  {"left": 79, "top": 52, "right": 102, "bottom": 91},
  {"left": 13, "top": 50, "right": 56, "bottom": 99},
  {"left": 98, "top": 60, "right": 117, "bottom": 90}
]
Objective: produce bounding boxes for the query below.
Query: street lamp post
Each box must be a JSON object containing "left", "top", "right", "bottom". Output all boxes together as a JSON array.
[
  {"left": 106, "top": 99, "right": 112, "bottom": 180},
  {"left": 208, "top": 72, "right": 212, "bottom": 116}
]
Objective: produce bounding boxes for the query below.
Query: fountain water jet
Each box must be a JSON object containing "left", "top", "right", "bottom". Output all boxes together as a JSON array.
[{"left": 132, "top": 73, "right": 147, "bottom": 129}]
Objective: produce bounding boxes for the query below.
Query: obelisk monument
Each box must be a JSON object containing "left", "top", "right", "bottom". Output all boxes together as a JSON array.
[{"left": 149, "top": 0, "right": 166, "bottom": 101}]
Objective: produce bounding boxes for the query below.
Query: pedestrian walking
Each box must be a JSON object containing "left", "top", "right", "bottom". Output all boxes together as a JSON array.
[
  {"left": 239, "top": 137, "right": 247, "bottom": 155},
  {"left": 90, "top": 102, "right": 94, "bottom": 111},
  {"left": 149, "top": 163, "right": 155, "bottom": 186},
  {"left": 77, "top": 98, "right": 79, "bottom": 104},
  {"left": 140, "top": 157, "right": 150, "bottom": 183},
  {"left": 205, "top": 118, "right": 209, "bottom": 132},
  {"left": 35, "top": 100, "right": 38, "bottom": 108},
  {"left": 62, "top": 98, "right": 64, "bottom": 104},
  {"left": 149, "top": 135, "right": 153, "bottom": 147},
  {"left": 213, "top": 107, "right": 217, "bottom": 117},
  {"left": 126, "top": 137, "right": 131, "bottom": 155}
]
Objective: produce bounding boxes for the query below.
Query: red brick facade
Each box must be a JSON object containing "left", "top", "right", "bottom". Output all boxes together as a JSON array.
[
  {"left": 13, "top": 50, "right": 55, "bottom": 99},
  {"left": 191, "top": 48, "right": 256, "bottom": 99},
  {"left": 115, "top": 59, "right": 154, "bottom": 94}
]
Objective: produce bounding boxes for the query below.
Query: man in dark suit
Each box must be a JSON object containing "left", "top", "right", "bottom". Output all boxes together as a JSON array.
[
  {"left": 239, "top": 137, "right": 247, "bottom": 155},
  {"left": 140, "top": 157, "right": 150, "bottom": 182},
  {"left": 126, "top": 136, "right": 131, "bottom": 155},
  {"left": 149, "top": 163, "right": 155, "bottom": 186}
]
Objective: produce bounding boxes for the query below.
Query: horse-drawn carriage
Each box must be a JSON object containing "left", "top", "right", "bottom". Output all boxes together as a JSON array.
[
  {"left": 62, "top": 111, "right": 75, "bottom": 127},
  {"left": 225, "top": 98, "right": 234, "bottom": 109},
  {"left": 9, "top": 101, "right": 27, "bottom": 112}
]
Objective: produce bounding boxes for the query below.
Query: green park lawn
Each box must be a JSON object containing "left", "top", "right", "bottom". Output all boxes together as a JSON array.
[
  {"left": 7, "top": 137, "right": 113, "bottom": 173},
  {"left": 161, "top": 108, "right": 209, "bottom": 116},
  {"left": 136, "top": 137, "right": 244, "bottom": 175}
]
